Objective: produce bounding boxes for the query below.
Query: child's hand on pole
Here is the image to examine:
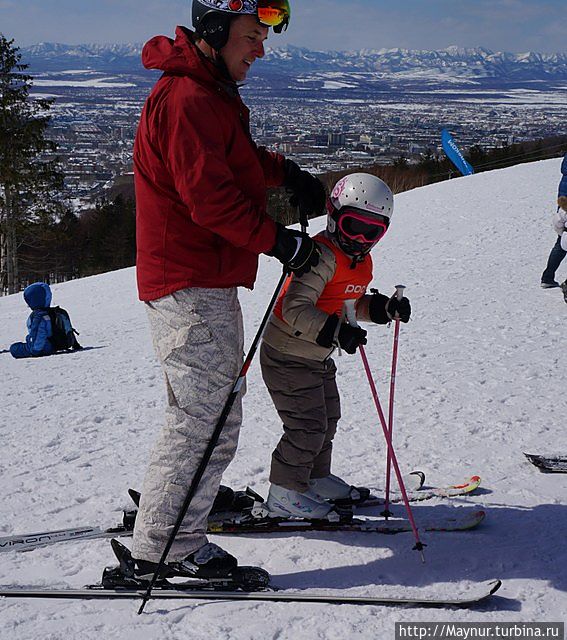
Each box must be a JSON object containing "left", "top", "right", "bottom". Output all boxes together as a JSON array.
[{"left": 387, "top": 285, "right": 411, "bottom": 323}]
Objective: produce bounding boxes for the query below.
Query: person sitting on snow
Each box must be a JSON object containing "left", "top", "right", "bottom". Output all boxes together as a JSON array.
[
  {"left": 260, "top": 173, "right": 411, "bottom": 520},
  {"left": 9, "top": 282, "right": 81, "bottom": 359}
]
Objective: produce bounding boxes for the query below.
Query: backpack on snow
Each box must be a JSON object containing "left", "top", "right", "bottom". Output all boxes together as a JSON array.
[{"left": 47, "top": 306, "right": 82, "bottom": 352}]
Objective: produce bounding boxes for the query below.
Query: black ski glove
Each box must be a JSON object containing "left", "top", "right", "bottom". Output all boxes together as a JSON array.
[
  {"left": 387, "top": 295, "right": 412, "bottom": 323},
  {"left": 316, "top": 315, "right": 339, "bottom": 349},
  {"left": 368, "top": 292, "right": 392, "bottom": 325},
  {"left": 338, "top": 323, "right": 367, "bottom": 354},
  {"left": 316, "top": 315, "right": 367, "bottom": 354},
  {"left": 268, "top": 224, "right": 320, "bottom": 277},
  {"left": 283, "top": 159, "right": 327, "bottom": 222}
]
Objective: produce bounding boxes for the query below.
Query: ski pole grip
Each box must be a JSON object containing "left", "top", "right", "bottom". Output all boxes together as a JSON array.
[{"left": 394, "top": 285, "right": 406, "bottom": 301}]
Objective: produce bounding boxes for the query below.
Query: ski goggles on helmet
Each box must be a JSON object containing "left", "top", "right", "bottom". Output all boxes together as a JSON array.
[
  {"left": 257, "top": 0, "right": 290, "bottom": 33},
  {"left": 337, "top": 209, "right": 389, "bottom": 243}
]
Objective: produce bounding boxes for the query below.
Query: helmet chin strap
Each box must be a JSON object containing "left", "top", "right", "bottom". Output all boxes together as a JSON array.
[
  {"left": 197, "top": 38, "right": 234, "bottom": 83},
  {"left": 214, "top": 49, "right": 233, "bottom": 80},
  {"left": 336, "top": 233, "right": 371, "bottom": 267}
]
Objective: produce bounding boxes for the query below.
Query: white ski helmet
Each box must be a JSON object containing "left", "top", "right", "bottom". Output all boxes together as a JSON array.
[
  {"left": 193, "top": 0, "right": 290, "bottom": 50},
  {"left": 327, "top": 173, "right": 394, "bottom": 256}
]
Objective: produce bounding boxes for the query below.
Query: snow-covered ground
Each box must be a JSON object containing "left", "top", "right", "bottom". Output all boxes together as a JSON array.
[{"left": 1, "top": 159, "right": 566, "bottom": 638}]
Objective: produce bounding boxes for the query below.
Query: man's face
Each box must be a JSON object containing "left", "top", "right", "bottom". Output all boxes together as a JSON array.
[{"left": 221, "top": 15, "right": 268, "bottom": 82}]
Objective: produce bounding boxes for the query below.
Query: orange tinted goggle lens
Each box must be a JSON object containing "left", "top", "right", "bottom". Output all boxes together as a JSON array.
[{"left": 257, "top": 0, "right": 290, "bottom": 31}]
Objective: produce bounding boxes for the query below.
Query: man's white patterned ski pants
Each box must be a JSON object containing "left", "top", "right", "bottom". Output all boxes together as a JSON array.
[{"left": 132, "top": 287, "right": 244, "bottom": 562}]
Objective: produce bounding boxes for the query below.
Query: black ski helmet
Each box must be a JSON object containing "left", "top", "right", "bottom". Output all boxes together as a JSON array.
[{"left": 192, "top": 0, "right": 290, "bottom": 51}]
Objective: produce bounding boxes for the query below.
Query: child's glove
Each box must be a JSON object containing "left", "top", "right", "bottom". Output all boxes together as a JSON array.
[
  {"left": 368, "top": 292, "right": 391, "bottom": 325},
  {"left": 337, "top": 323, "right": 367, "bottom": 354},
  {"left": 387, "top": 296, "right": 412, "bottom": 323},
  {"left": 369, "top": 291, "right": 411, "bottom": 324},
  {"left": 316, "top": 316, "right": 367, "bottom": 353}
]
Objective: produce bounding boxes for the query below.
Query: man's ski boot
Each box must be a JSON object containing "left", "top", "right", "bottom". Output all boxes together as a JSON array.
[
  {"left": 102, "top": 539, "right": 271, "bottom": 592},
  {"left": 211, "top": 486, "right": 255, "bottom": 514},
  {"left": 123, "top": 486, "right": 255, "bottom": 532},
  {"left": 134, "top": 542, "right": 238, "bottom": 580}
]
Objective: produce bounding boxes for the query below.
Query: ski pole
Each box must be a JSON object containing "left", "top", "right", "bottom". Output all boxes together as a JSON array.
[
  {"left": 344, "top": 301, "right": 425, "bottom": 561},
  {"left": 383, "top": 285, "right": 406, "bottom": 519},
  {"left": 359, "top": 344, "right": 425, "bottom": 560},
  {"left": 138, "top": 268, "right": 289, "bottom": 614}
]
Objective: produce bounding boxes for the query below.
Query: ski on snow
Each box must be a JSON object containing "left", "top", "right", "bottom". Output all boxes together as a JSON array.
[
  {"left": 207, "top": 508, "right": 486, "bottom": 534},
  {"left": 0, "top": 476, "right": 494, "bottom": 609},
  {"left": 524, "top": 453, "right": 567, "bottom": 473},
  {"left": 0, "top": 509, "right": 486, "bottom": 554},
  {"left": 0, "top": 476, "right": 483, "bottom": 554},
  {"left": 0, "top": 579, "right": 502, "bottom": 608},
  {"left": 361, "top": 475, "right": 481, "bottom": 507}
]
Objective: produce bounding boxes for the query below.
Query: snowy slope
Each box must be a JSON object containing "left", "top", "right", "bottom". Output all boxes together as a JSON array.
[{"left": 0, "top": 159, "right": 566, "bottom": 638}]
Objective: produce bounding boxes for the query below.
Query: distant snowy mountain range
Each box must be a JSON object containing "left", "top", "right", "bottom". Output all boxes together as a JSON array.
[
  {"left": 22, "top": 42, "right": 567, "bottom": 80},
  {"left": 23, "top": 42, "right": 142, "bottom": 72},
  {"left": 262, "top": 45, "right": 567, "bottom": 80}
]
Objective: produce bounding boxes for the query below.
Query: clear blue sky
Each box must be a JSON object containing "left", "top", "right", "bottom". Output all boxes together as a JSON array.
[{"left": 1, "top": 0, "right": 564, "bottom": 53}]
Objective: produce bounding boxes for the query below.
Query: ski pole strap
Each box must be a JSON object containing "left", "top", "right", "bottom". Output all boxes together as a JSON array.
[{"left": 343, "top": 299, "right": 359, "bottom": 328}]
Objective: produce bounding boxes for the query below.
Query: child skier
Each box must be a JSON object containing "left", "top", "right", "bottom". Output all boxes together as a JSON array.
[
  {"left": 10, "top": 282, "right": 81, "bottom": 359},
  {"left": 261, "top": 173, "right": 411, "bottom": 519}
]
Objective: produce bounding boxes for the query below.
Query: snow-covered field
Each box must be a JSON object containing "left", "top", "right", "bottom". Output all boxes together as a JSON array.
[
  {"left": 1, "top": 159, "right": 566, "bottom": 638},
  {"left": 33, "top": 77, "right": 136, "bottom": 88}
]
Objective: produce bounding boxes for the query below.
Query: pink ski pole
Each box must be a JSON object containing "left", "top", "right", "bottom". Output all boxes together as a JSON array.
[
  {"left": 344, "top": 300, "right": 425, "bottom": 559},
  {"left": 382, "top": 285, "right": 406, "bottom": 519}
]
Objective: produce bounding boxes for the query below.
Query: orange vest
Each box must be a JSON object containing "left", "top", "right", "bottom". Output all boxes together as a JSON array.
[{"left": 273, "top": 233, "right": 373, "bottom": 322}]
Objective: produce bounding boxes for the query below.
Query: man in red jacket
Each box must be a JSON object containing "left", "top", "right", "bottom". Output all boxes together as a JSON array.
[{"left": 131, "top": 0, "right": 325, "bottom": 582}]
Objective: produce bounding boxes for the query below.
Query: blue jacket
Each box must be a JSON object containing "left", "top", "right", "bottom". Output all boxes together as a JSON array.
[
  {"left": 10, "top": 283, "right": 54, "bottom": 359},
  {"left": 559, "top": 153, "right": 567, "bottom": 199}
]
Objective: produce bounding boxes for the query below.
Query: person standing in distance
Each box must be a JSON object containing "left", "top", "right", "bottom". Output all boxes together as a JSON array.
[
  {"left": 131, "top": 0, "right": 325, "bottom": 582},
  {"left": 541, "top": 152, "right": 567, "bottom": 289}
]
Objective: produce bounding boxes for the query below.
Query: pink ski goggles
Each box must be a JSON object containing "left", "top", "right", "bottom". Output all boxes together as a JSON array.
[{"left": 337, "top": 209, "right": 389, "bottom": 243}]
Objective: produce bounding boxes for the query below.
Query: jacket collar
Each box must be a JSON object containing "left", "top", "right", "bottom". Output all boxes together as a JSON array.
[{"left": 142, "top": 26, "right": 240, "bottom": 98}]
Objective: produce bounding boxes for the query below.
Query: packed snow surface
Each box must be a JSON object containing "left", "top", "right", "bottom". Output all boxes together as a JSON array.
[
  {"left": 33, "top": 77, "right": 136, "bottom": 88},
  {"left": 1, "top": 159, "right": 566, "bottom": 638}
]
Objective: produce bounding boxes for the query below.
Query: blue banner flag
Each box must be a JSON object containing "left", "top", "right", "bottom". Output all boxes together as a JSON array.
[{"left": 441, "top": 129, "right": 474, "bottom": 176}]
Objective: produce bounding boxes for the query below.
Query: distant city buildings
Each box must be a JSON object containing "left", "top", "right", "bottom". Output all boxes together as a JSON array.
[
  {"left": 32, "top": 72, "right": 567, "bottom": 209},
  {"left": 247, "top": 94, "right": 561, "bottom": 177},
  {"left": 39, "top": 88, "right": 148, "bottom": 208}
]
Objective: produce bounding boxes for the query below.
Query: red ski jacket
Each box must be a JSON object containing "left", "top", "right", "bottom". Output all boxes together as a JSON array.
[{"left": 134, "top": 27, "right": 284, "bottom": 301}]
